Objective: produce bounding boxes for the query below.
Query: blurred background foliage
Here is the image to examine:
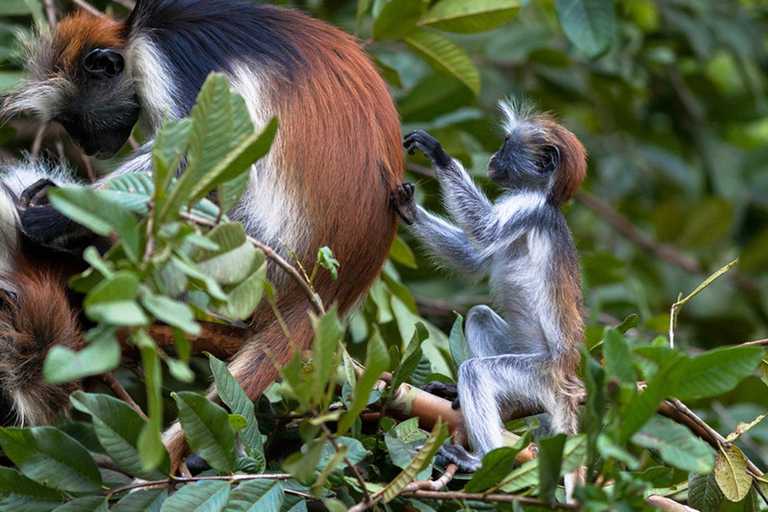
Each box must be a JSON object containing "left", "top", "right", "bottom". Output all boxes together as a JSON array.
[{"left": 2, "top": 0, "right": 768, "bottom": 487}]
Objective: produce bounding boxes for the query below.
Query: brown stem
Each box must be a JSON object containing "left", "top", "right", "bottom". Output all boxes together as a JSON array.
[
  {"left": 100, "top": 373, "right": 148, "bottom": 420},
  {"left": 645, "top": 495, "right": 699, "bottom": 512},
  {"left": 401, "top": 464, "right": 457, "bottom": 493},
  {"left": 399, "top": 490, "right": 579, "bottom": 509}
]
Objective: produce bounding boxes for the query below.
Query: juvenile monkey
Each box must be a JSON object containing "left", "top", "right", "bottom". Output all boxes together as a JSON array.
[{"left": 391, "top": 101, "right": 587, "bottom": 471}]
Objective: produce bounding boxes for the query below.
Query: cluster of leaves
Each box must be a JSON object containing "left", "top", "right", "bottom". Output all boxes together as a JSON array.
[{"left": 1, "top": 0, "right": 768, "bottom": 511}]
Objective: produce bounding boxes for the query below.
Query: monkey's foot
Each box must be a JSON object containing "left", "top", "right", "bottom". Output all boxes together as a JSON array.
[
  {"left": 437, "top": 444, "right": 481, "bottom": 472},
  {"left": 20, "top": 178, "right": 57, "bottom": 209},
  {"left": 403, "top": 130, "right": 451, "bottom": 169},
  {"left": 422, "top": 381, "right": 462, "bottom": 409},
  {"left": 390, "top": 183, "right": 416, "bottom": 225}
]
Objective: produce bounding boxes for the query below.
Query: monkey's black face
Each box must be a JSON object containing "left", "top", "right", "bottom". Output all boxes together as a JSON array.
[
  {"left": 488, "top": 137, "right": 560, "bottom": 190},
  {"left": 56, "top": 48, "right": 140, "bottom": 159}
]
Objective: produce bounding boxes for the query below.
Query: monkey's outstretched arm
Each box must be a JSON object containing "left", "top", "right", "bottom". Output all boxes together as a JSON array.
[
  {"left": 404, "top": 131, "right": 494, "bottom": 245},
  {"left": 392, "top": 184, "right": 488, "bottom": 277}
]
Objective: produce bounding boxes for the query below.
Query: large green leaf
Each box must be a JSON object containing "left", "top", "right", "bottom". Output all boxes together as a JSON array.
[
  {"left": 554, "top": 0, "right": 616, "bottom": 58},
  {"left": 670, "top": 346, "right": 764, "bottom": 400},
  {"left": 51, "top": 497, "right": 108, "bottom": 512},
  {"left": 420, "top": 0, "right": 521, "bottom": 33},
  {"left": 688, "top": 473, "right": 724, "bottom": 512},
  {"left": 538, "top": 435, "right": 566, "bottom": 505},
  {"left": 209, "top": 354, "right": 263, "bottom": 457},
  {"left": 464, "top": 447, "right": 520, "bottom": 492},
  {"left": 0, "top": 427, "right": 102, "bottom": 493},
  {"left": 160, "top": 480, "right": 230, "bottom": 512},
  {"left": 0, "top": 467, "right": 61, "bottom": 501},
  {"left": 43, "top": 329, "right": 121, "bottom": 384},
  {"left": 173, "top": 392, "right": 237, "bottom": 473},
  {"left": 373, "top": 0, "right": 428, "bottom": 40},
  {"left": 113, "top": 488, "right": 167, "bottom": 512},
  {"left": 69, "top": 392, "right": 169, "bottom": 480},
  {"left": 632, "top": 416, "right": 715, "bottom": 473},
  {"left": 405, "top": 29, "right": 480, "bottom": 94},
  {"left": 226, "top": 480, "right": 284, "bottom": 512},
  {"left": 47, "top": 187, "right": 141, "bottom": 262}
]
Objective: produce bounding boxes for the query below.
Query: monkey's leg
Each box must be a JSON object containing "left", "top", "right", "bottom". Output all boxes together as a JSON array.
[{"left": 464, "top": 305, "right": 522, "bottom": 358}]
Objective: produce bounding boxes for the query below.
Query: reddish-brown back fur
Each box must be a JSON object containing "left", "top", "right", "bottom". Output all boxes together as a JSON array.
[
  {"left": 0, "top": 251, "right": 83, "bottom": 425},
  {"left": 53, "top": 12, "right": 125, "bottom": 71}
]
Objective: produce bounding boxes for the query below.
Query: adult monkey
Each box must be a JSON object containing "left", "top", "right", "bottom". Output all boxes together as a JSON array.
[{"left": 2, "top": 0, "right": 403, "bottom": 468}]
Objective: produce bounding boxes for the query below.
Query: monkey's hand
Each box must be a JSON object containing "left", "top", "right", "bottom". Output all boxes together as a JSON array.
[
  {"left": 404, "top": 130, "right": 452, "bottom": 170},
  {"left": 422, "top": 381, "right": 461, "bottom": 409},
  {"left": 20, "top": 178, "right": 57, "bottom": 209},
  {"left": 437, "top": 444, "right": 481, "bottom": 472},
  {"left": 390, "top": 183, "right": 416, "bottom": 225}
]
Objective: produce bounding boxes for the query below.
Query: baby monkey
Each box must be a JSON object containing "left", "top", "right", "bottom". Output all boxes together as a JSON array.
[{"left": 392, "top": 101, "right": 587, "bottom": 470}]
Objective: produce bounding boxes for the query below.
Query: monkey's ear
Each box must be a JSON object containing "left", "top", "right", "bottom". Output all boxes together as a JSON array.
[
  {"left": 83, "top": 49, "right": 124, "bottom": 79},
  {"left": 540, "top": 145, "right": 560, "bottom": 175}
]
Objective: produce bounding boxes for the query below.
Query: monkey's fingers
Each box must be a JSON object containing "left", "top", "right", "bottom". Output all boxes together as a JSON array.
[
  {"left": 437, "top": 444, "right": 481, "bottom": 473},
  {"left": 422, "top": 380, "right": 458, "bottom": 399},
  {"left": 20, "top": 178, "right": 57, "bottom": 209}
]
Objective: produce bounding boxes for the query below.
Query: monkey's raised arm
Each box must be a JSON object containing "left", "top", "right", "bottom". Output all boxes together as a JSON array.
[
  {"left": 391, "top": 184, "right": 489, "bottom": 278},
  {"left": 404, "top": 131, "right": 494, "bottom": 246}
]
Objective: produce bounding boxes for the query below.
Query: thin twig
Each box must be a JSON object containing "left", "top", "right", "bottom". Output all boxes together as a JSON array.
[
  {"left": 30, "top": 124, "right": 46, "bottom": 161},
  {"left": 327, "top": 431, "right": 371, "bottom": 503},
  {"left": 104, "top": 473, "right": 294, "bottom": 495},
  {"left": 100, "top": 372, "right": 148, "bottom": 421},
  {"left": 68, "top": 0, "right": 105, "bottom": 17},
  {"left": 43, "top": 0, "right": 56, "bottom": 26},
  {"left": 180, "top": 212, "right": 324, "bottom": 316},
  {"left": 399, "top": 490, "right": 579, "bottom": 509}
]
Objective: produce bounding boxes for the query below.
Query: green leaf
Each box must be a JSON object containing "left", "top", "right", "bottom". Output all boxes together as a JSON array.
[
  {"left": 69, "top": 392, "right": 169, "bottom": 480},
  {"left": 51, "top": 497, "right": 108, "bottom": 512},
  {"left": 338, "top": 330, "right": 390, "bottom": 434},
  {"left": 464, "top": 447, "right": 520, "bottom": 492},
  {"left": 391, "top": 322, "right": 428, "bottom": 389},
  {"left": 420, "top": 0, "right": 521, "bottom": 33},
  {"left": 83, "top": 272, "right": 148, "bottom": 326},
  {"left": 373, "top": 0, "right": 428, "bottom": 40},
  {"left": 0, "top": 495, "right": 59, "bottom": 512},
  {"left": 0, "top": 467, "right": 61, "bottom": 501},
  {"left": 389, "top": 236, "right": 417, "bottom": 269},
  {"left": 501, "top": 435, "right": 585, "bottom": 492},
  {"left": 405, "top": 29, "right": 481, "bottom": 94},
  {"left": 141, "top": 294, "right": 201, "bottom": 335},
  {"left": 381, "top": 419, "right": 449, "bottom": 503},
  {"left": 160, "top": 480, "right": 230, "bottom": 512},
  {"left": 688, "top": 473, "right": 724, "bottom": 512},
  {"left": 0, "top": 427, "right": 103, "bottom": 492},
  {"left": 209, "top": 354, "right": 263, "bottom": 457},
  {"left": 48, "top": 188, "right": 140, "bottom": 262},
  {"left": 603, "top": 328, "right": 635, "bottom": 384},
  {"left": 193, "top": 117, "right": 278, "bottom": 200},
  {"left": 102, "top": 173, "right": 154, "bottom": 214},
  {"left": 173, "top": 392, "right": 237, "bottom": 473},
  {"left": 311, "top": 307, "right": 344, "bottom": 407},
  {"left": 113, "top": 489, "right": 167, "bottom": 512},
  {"left": 554, "top": 0, "right": 617, "bottom": 58},
  {"left": 137, "top": 343, "right": 165, "bottom": 472},
  {"left": 670, "top": 346, "right": 764, "bottom": 400},
  {"left": 714, "top": 445, "right": 751, "bottom": 502},
  {"left": 618, "top": 352, "right": 687, "bottom": 443},
  {"left": 43, "top": 330, "right": 121, "bottom": 384},
  {"left": 632, "top": 416, "right": 715, "bottom": 473},
  {"left": 226, "top": 480, "right": 284, "bottom": 512},
  {"left": 538, "top": 435, "right": 566, "bottom": 505},
  {"left": 449, "top": 314, "right": 470, "bottom": 366},
  {"left": 193, "top": 223, "right": 259, "bottom": 286}
]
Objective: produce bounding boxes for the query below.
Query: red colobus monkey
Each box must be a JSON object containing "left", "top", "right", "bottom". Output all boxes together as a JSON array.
[
  {"left": 391, "top": 101, "right": 586, "bottom": 471},
  {"left": 0, "top": 163, "right": 85, "bottom": 427},
  {"left": 2, "top": 0, "right": 403, "bottom": 467}
]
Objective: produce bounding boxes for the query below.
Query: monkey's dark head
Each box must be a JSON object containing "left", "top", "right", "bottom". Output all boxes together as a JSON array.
[
  {"left": 2, "top": 12, "right": 139, "bottom": 159},
  {"left": 490, "top": 99, "right": 587, "bottom": 205}
]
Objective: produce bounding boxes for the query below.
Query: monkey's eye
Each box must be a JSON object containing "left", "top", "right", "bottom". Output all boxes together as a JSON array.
[
  {"left": 83, "top": 49, "right": 125, "bottom": 79},
  {"left": 539, "top": 145, "right": 560, "bottom": 175}
]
